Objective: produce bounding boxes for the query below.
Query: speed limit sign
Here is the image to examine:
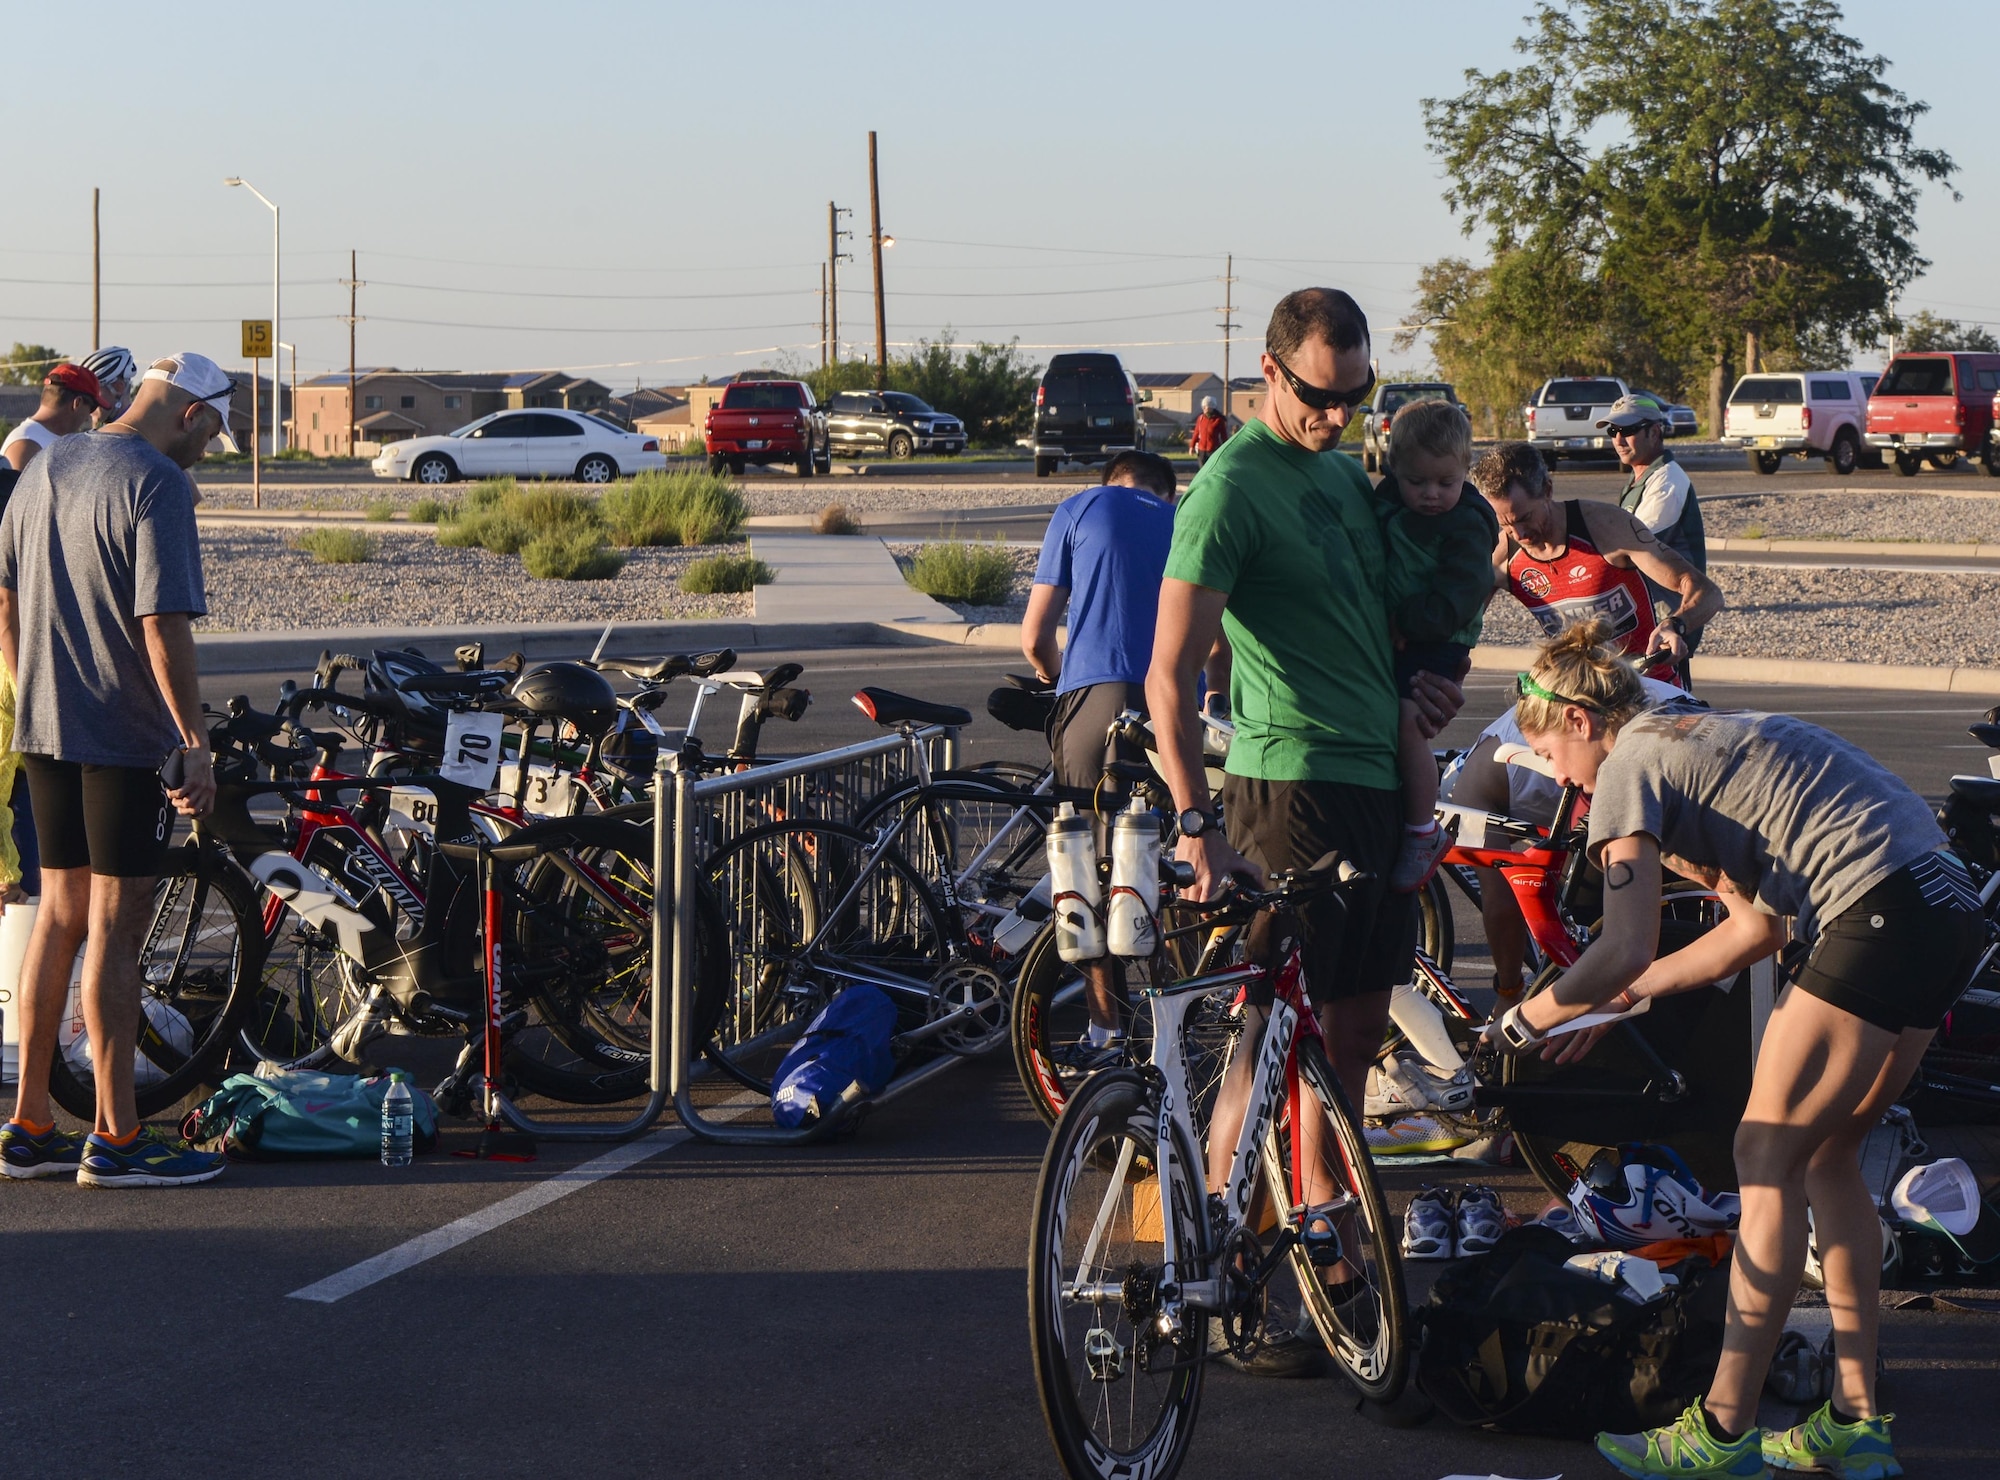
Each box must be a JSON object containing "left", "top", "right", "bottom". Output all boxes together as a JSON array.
[{"left": 241, "top": 320, "right": 273, "bottom": 359}]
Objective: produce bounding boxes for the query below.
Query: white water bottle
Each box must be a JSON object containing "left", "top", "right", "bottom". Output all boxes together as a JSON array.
[
  {"left": 1106, "top": 797, "right": 1162, "bottom": 958},
  {"left": 1046, "top": 802, "right": 1105, "bottom": 963}
]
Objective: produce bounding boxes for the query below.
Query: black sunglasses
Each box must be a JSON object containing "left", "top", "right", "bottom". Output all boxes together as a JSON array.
[
  {"left": 1269, "top": 353, "right": 1375, "bottom": 413},
  {"left": 1607, "top": 421, "right": 1660, "bottom": 439}
]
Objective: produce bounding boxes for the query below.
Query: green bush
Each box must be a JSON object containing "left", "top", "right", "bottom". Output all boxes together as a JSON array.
[
  {"left": 437, "top": 479, "right": 600, "bottom": 556},
  {"left": 601, "top": 467, "right": 747, "bottom": 547},
  {"left": 679, "top": 553, "right": 773, "bottom": 594},
  {"left": 364, "top": 499, "right": 397, "bottom": 522},
  {"left": 522, "top": 528, "right": 624, "bottom": 580},
  {"left": 272, "top": 446, "right": 316, "bottom": 462},
  {"left": 290, "top": 528, "right": 376, "bottom": 564},
  {"left": 410, "top": 497, "right": 452, "bottom": 524},
  {"left": 904, "top": 540, "right": 1015, "bottom": 605}
]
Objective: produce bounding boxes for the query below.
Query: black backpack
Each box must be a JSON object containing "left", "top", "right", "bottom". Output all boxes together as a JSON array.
[{"left": 1415, "top": 1225, "right": 1730, "bottom": 1436}]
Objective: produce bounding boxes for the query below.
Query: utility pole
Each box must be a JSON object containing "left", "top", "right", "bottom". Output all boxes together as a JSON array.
[
  {"left": 827, "top": 201, "right": 852, "bottom": 364},
  {"left": 1217, "top": 253, "right": 1238, "bottom": 427},
  {"left": 340, "top": 250, "right": 364, "bottom": 456},
  {"left": 91, "top": 188, "right": 100, "bottom": 351},
  {"left": 868, "top": 131, "right": 888, "bottom": 389},
  {"left": 820, "top": 264, "right": 828, "bottom": 368}
]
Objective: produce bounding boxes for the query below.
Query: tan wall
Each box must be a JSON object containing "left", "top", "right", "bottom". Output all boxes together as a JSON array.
[
  {"left": 297, "top": 383, "right": 353, "bottom": 455},
  {"left": 686, "top": 385, "right": 727, "bottom": 436},
  {"left": 634, "top": 411, "right": 698, "bottom": 451}
]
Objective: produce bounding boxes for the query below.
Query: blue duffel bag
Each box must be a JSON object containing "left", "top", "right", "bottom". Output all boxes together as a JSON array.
[{"left": 771, "top": 985, "right": 897, "bottom": 1129}]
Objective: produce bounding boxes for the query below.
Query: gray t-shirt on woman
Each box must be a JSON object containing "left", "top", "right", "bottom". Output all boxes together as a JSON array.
[
  {"left": 0, "top": 430, "right": 206, "bottom": 767},
  {"left": 1586, "top": 707, "right": 1944, "bottom": 935}
]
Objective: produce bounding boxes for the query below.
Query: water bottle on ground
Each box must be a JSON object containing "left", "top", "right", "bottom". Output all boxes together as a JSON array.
[{"left": 381, "top": 1070, "right": 414, "bottom": 1166}]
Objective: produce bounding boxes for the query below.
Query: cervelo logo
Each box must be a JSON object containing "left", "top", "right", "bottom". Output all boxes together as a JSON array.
[
  {"left": 1228, "top": 1001, "right": 1296, "bottom": 1216},
  {"left": 249, "top": 855, "right": 376, "bottom": 963}
]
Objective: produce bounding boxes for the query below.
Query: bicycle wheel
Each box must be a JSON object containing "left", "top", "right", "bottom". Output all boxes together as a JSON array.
[
  {"left": 1029, "top": 1067, "right": 1207, "bottom": 1480},
  {"left": 853, "top": 771, "right": 1050, "bottom": 939},
  {"left": 701, "top": 817, "right": 955, "bottom": 1088},
  {"left": 1276, "top": 1035, "right": 1409, "bottom": 1403},
  {"left": 46, "top": 843, "right": 268, "bottom": 1121},
  {"left": 238, "top": 914, "right": 365, "bottom": 1071},
  {"left": 1418, "top": 869, "right": 1454, "bottom": 974}
]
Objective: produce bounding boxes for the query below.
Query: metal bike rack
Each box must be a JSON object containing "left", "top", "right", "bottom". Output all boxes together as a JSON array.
[{"left": 665, "top": 726, "right": 967, "bottom": 1145}]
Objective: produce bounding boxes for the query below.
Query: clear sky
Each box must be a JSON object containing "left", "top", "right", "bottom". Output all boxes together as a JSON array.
[{"left": 3, "top": 0, "right": 1990, "bottom": 389}]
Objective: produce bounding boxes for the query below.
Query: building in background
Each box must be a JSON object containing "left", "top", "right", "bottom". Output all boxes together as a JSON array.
[
  {"left": 294, "top": 370, "right": 509, "bottom": 455},
  {"left": 501, "top": 371, "right": 612, "bottom": 413},
  {"left": 1133, "top": 371, "right": 1224, "bottom": 421}
]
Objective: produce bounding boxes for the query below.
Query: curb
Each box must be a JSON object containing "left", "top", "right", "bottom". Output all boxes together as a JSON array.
[
  {"left": 1709, "top": 536, "right": 2000, "bottom": 560},
  {"left": 1467, "top": 644, "right": 2000, "bottom": 696}
]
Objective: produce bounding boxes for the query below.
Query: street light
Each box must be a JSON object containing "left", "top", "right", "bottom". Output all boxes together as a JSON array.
[
  {"left": 223, "top": 176, "right": 280, "bottom": 455},
  {"left": 277, "top": 341, "right": 297, "bottom": 452}
]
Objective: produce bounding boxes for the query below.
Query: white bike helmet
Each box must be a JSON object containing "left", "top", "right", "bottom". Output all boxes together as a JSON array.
[
  {"left": 82, "top": 345, "right": 138, "bottom": 394},
  {"left": 1567, "top": 1144, "right": 1741, "bottom": 1249}
]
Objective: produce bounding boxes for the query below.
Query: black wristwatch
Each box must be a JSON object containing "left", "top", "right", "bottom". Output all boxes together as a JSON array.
[
  {"left": 1177, "top": 807, "right": 1220, "bottom": 839},
  {"left": 1659, "top": 615, "right": 1688, "bottom": 637}
]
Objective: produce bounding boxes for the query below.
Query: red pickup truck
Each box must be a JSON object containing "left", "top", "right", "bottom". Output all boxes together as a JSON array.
[
  {"left": 1865, "top": 351, "right": 2000, "bottom": 477},
  {"left": 704, "top": 380, "right": 829, "bottom": 477}
]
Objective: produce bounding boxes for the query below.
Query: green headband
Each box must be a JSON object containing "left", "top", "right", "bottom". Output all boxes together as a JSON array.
[{"left": 1515, "top": 671, "right": 1606, "bottom": 713}]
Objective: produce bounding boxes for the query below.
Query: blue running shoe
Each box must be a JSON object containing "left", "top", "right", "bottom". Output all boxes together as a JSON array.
[
  {"left": 1, "top": 1119, "right": 87, "bottom": 1179},
  {"left": 76, "top": 1127, "right": 226, "bottom": 1188}
]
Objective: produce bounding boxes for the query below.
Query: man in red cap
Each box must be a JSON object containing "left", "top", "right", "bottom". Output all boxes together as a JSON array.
[{"left": 2, "top": 362, "right": 106, "bottom": 473}]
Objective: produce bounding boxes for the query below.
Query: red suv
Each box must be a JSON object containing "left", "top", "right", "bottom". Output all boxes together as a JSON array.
[{"left": 1865, "top": 352, "right": 2000, "bottom": 477}]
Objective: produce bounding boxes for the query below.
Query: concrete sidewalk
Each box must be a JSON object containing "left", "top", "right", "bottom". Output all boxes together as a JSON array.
[{"left": 750, "top": 532, "right": 958, "bottom": 627}]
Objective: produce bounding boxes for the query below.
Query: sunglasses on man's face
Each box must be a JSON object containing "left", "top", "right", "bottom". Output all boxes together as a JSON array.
[
  {"left": 1607, "top": 422, "right": 1660, "bottom": 440},
  {"left": 1270, "top": 353, "right": 1376, "bottom": 413}
]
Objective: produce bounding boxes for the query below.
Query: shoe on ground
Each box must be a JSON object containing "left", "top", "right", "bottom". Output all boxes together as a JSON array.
[
  {"left": 1365, "top": 1112, "right": 1475, "bottom": 1156},
  {"left": 1208, "top": 1315, "right": 1328, "bottom": 1379},
  {"left": 76, "top": 1127, "right": 226, "bottom": 1188},
  {"left": 1389, "top": 823, "right": 1451, "bottom": 894},
  {"left": 1050, "top": 1034, "right": 1128, "bottom": 1074},
  {"left": 1764, "top": 1402, "right": 1900, "bottom": 1479},
  {"left": 1529, "top": 1200, "right": 1597, "bottom": 1245},
  {"left": 1455, "top": 1184, "right": 1510, "bottom": 1256},
  {"left": 1403, "top": 1185, "right": 1455, "bottom": 1260},
  {"left": 1596, "top": 1399, "right": 1769, "bottom": 1478},
  {"left": 1, "top": 1119, "right": 87, "bottom": 1180}
]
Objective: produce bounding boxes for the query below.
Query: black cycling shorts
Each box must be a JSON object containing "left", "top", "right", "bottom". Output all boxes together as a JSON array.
[
  {"left": 1222, "top": 776, "right": 1414, "bottom": 1007},
  {"left": 1793, "top": 851, "right": 1987, "bottom": 1033},
  {"left": 23, "top": 755, "right": 173, "bottom": 879}
]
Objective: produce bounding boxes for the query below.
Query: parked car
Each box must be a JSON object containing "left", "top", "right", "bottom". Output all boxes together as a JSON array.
[
  {"left": 704, "top": 379, "right": 829, "bottom": 477},
  {"left": 1031, "top": 352, "right": 1142, "bottom": 477},
  {"left": 1724, "top": 370, "right": 1878, "bottom": 476},
  {"left": 371, "top": 408, "right": 667, "bottom": 485},
  {"left": 1867, "top": 352, "right": 2000, "bottom": 477},
  {"left": 1629, "top": 389, "right": 1699, "bottom": 438},
  {"left": 1524, "top": 376, "right": 1629, "bottom": 462},
  {"left": 825, "top": 390, "right": 966, "bottom": 460},
  {"left": 1359, "top": 381, "right": 1463, "bottom": 473}
]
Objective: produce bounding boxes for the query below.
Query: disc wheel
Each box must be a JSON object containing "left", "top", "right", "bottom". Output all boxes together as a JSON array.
[
  {"left": 46, "top": 844, "right": 267, "bottom": 1121},
  {"left": 1274, "top": 1036, "right": 1410, "bottom": 1403},
  {"left": 1029, "top": 1068, "right": 1207, "bottom": 1480}
]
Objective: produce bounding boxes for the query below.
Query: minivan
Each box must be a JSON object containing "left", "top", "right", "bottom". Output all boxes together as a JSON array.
[
  {"left": 1031, "top": 352, "right": 1141, "bottom": 477},
  {"left": 1865, "top": 352, "right": 2000, "bottom": 477}
]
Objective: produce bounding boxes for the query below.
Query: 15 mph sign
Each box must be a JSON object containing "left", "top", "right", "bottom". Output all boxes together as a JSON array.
[{"left": 241, "top": 319, "right": 273, "bottom": 359}]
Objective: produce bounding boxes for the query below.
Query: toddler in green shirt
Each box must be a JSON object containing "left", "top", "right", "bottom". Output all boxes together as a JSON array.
[{"left": 1373, "top": 397, "right": 1499, "bottom": 891}]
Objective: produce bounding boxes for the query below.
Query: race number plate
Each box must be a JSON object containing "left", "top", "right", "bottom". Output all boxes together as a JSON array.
[
  {"left": 517, "top": 766, "right": 574, "bottom": 817},
  {"left": 389, "top": 785, "right": 439, "bottom": 838},
  {"left": 441, "top": 711, "right": 505, "bottom": 791}
]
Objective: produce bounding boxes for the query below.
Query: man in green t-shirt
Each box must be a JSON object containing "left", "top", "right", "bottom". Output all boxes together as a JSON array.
[{"left": 1147, "top": 288, "right": 1465, "bottom": 1374}]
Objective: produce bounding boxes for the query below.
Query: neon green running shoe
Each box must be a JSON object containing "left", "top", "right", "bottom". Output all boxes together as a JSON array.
[
  {"left": 1596, "top": 1399, "right": 1769, "bottom": 1478},
  {"left": 1764, "top": 1403, "right": 1901, "bottom": 1478}
]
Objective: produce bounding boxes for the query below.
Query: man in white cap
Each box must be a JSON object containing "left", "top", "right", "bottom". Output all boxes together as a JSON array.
[
  {"left": 0, "top": 352, "right": 230, "bottom": 1188},
  {"left": 1599, "top": 393, "right": 1706, "bottom": 575}
]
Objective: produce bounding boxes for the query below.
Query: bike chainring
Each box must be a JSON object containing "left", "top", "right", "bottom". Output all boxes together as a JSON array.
[
  {"left": 927, "top": 961, "right": 1009, "bottom": 1055},
  {"left": 1219, "top": 1225, "right": 1268, "bottom": 1360}
]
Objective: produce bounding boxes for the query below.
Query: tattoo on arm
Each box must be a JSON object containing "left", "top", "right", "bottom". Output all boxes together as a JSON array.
[{"left": 1605, "top": 860, "right": 1636, "bottom": 890}]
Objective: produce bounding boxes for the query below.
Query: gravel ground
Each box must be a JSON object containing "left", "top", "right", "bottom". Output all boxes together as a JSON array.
[
  {"left": 886, "top": 543, "right": 1038, "bottom": 625},
  {"left": 194, "top": 529, "right": 750, "bottom": 632},
  {"left": 191, "top": 477, "right": 1069, "bottom": 518},
  {"left": 1704, "top": 488, "right": 2000, "bottom": 543}
]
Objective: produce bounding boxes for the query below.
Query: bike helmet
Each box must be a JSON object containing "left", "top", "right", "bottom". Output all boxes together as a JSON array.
[
  {"left": 81, "top": 346, "right": 138, "bottom": 402},
  {"left": 1567, "top": 1143, "right": 1741, "bottom": 1249},
  {"left": 598, "top": 706, "right": 660, "bottom": 780},
  {"left": 512, "top": 661, "right": 618, "bottom": 738},
  {"left": 364, "top": 647, "right": 453, "bottom": 748}
]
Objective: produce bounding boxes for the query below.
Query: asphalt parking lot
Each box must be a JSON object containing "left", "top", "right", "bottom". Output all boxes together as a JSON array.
[{"left": 7, "top": 648, "right": 1997, "bottom": 1478}]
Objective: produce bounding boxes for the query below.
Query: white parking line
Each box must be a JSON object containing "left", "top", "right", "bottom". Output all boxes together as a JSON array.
[{"left": 289, "top": 1100, "right": 756, "bottom": 1304}]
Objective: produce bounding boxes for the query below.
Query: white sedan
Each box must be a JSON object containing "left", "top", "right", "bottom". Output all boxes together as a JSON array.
[{"left": 372, "top": 409, "right": 668, "bottom": 485}]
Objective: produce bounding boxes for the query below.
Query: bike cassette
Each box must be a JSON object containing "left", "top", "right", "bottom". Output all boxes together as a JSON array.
[
  {"left": 1218, "top": 1225, "right": 1268, "bottom": 1360},
  {"left": 927, "top": 961, "right": 1008, "bottom": 1055}
]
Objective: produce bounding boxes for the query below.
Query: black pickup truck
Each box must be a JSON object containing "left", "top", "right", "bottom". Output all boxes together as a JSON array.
[{"left": 825, "top": 390, "right": 967, "bottom": 460}]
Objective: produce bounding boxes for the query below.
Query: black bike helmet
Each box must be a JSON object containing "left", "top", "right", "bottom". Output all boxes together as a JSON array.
[
  {"left": 512, "top": 661, "right": 618, "bottom": 738},
  {"left": 365, "top": 647, "right": 451, "bottom": 747}
]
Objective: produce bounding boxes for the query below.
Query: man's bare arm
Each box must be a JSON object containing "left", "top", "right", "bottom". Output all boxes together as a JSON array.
[
  {"left": 1021, "top": 583, "right": 1066, "bottom": 685},
  {"left": 1202, "top": 633, "right": 1231, "bottom": 716},
  {"left": 0, "top": 587, "right": 16, "bottom": 684},
  {"left": 1584, "top": 501, "right": 1723, "bottom": 632},
  {"left": 141, "top": 612, "right": 215, "bottom": 816}
]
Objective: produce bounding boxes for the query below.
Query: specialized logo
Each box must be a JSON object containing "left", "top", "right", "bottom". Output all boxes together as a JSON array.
[{"left": 339, "top": 834, "right": 425, "bottom": 930}]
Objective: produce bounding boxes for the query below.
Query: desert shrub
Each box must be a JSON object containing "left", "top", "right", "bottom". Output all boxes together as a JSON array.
[
  {"left": 813, "top": 502, "right": 861, "bottom": 535},
  {"left": 602, "top": 467, "right": 747, "bottom": 547},
  {"left": 904, "top": 540, "right": 1014, "bottom": 605},
  {"left": 272, "top": 446, "right": 315, "bottom": 462},
  {"left": 290, "top": 528, "right": 376, "bottom": 564},
  {"left": 522, "top": 528, "right": 624, "bottom": 580},
  {"left": 679, "top": 553, "right": 773, "bottom": 594},
  {"left": 364, "top": 499, "right": 397, "bottom": 522},
  {"left": 438, "top": 480, "right": 600, "bottom": 556},
  {"left": 410, "top": 497, "right": 452, "bottom": 524}
]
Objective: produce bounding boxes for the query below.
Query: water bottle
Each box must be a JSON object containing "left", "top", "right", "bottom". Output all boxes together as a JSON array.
[
  {"left": 1046, "top": 802, "right": 1105, "bottom": 963},
  {"left": 381, "top": 1070, "right": 414, "bottom": 1166},
  {"left": 1106, "top": 797, "right": 1162, "bottom": 958}
]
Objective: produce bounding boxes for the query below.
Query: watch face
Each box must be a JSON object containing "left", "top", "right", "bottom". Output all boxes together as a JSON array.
[{"left": 1177, "top": 808, "right": 1205, "bottom": 837}]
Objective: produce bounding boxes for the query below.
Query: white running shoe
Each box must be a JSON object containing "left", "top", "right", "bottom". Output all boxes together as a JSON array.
[
  {"left": 1403, "top": 1185, "right": 1455, "bottom": 1260},
  {"left": 1455, "top": 1184, "right": 1510, "bottom": 1256},
  {"left": 1390, "top": 822, "right": 1451, "bottom": 893}
]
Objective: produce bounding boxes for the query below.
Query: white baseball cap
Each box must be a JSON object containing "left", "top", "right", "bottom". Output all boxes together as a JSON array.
[
  {"left": 141, "top": 351, "right": 239, "bottom": 451},
  {"left": 1892, "top": 1157, "right": 2000, "bottom": 1262}
]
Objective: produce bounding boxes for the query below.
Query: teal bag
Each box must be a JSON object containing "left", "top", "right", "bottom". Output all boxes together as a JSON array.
[{"left": 183, "top": 1071, "right": 439, "bottom": 1159}]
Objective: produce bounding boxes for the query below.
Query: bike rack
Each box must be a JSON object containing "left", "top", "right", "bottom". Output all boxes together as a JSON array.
[{"left": 665, "top": 726, "right": 966, "bottom": 1145}]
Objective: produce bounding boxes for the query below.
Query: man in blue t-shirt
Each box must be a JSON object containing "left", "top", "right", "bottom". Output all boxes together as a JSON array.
[{"left": 1022, "top": 450, "right": 1179, "bottom": 1060}]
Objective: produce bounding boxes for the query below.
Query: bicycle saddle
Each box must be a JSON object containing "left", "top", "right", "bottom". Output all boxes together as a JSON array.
[
  {"left": 719, "top": 662, "right": 804, "bottom": 692},
  {"left": 851, "top": 687, "right": 973, "bottom": 729},
  {"left": 1949, "top": 775, "right": 2000, "bottom": 809},
  {"left": 1002, "top": 671, "right": 1053, "bottom": 693},
  {"left": 987, "top": 684, "right": 1053, "bottom": 734},
  {"left": 599, "top": 648, "right": 737, "bottom": 683}
]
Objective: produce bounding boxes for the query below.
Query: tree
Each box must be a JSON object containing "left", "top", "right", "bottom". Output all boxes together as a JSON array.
[
  {"left": 783, "top": 332, "right": 1041, "bottom": 447},
  {"left": 1420, "top": 0, "right": 1955, "bottom": 433},
  {"left": 1894, "top": 310, "right": 2000, "bottom": 354},
  {"left": 0, "top": 343, "right": 65, "bottom": 386}
]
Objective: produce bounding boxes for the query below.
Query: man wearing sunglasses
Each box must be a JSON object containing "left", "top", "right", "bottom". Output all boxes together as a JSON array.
[
  {"left": 1602, "top": 395, "right": 1706, "bottom": 577},
  {"left": 1148, "top": 288, "right": 1464, "bottom": 1377}
]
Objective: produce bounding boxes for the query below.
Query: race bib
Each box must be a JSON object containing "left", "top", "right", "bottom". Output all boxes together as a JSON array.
[
  {"left": 441, "top": 711, "right": 505, "bottom": 791},
  {"left": 517, "top": 766, "right": 574, "bottom": 818},
  {"left": 388, "top": 785, "right": 440, "bottom": 839}
]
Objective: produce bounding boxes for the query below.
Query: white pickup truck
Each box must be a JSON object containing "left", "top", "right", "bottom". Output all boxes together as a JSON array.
[
  {"left": 1724, "top": 370, "right": 1879, "bottom": 476},
  {"left": 1525, "top": 376, "right": 1628, "bottom": 462}
]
